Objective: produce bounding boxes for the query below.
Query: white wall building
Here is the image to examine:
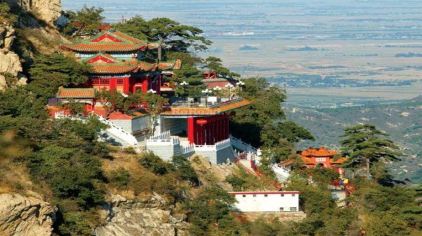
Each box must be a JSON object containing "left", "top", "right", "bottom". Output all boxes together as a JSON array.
[{"left": 230, "top": 191, "right": 300, "bottom": 212}]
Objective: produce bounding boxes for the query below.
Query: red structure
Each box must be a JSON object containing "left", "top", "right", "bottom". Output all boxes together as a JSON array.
[
  {"left": 61, "top": 30, "right": 180, "bottom": 94},
  {"left": 281, "top": 147, "right": 347, "bottom": 174},
  {"left": 187, "top": 114, "right": 230, "bottom": 145}
]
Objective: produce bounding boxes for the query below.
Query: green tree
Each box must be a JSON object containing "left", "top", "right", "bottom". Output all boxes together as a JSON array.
[
  {"left": 95, "top": 89, "right": 126, "bottom": 115},
  {"left": 261, "top": 121, "right": 314, "bottom": 162},
  {"left": 185, "top": 185, "right": 238, "bottom": 235},
  {"left": 139, "top": 152, "right": 174, "bottom": 175},
  {"left": 29, "top": 145, "right": 104, "bottom": 208},
  {"left": 172, "top": 156, "right": 200, "bottom": 186},
  {"left": 28, "top": 53, "right": 91, "bottom": 98},
  {"left": 231, "top": 78, "right": 286, "bottom": 146},
  {"left": 0, "top": 3, "right": 17, "bottom": 25},
  {"left": 341, "top": 124, "right": 402, "bottom": 180},
  {"left": 60, "top": 6, "right": 105, "bottom": 37},
  {"left": 114, "top": 16, "right": 212, "bottom": 52},
  {"left": 167, "top": 52, "right": 204, "bottom": 98},
  {"left": 203, "top": 56, "right": 240, "bottom": 78},
  {"left": 142, "top": 93, "right": 168, "bottom": 135}
]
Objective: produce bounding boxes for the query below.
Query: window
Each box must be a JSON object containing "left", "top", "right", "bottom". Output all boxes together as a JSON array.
[
  {"left": 290, "top": 207, "right": 297, "bottom": 212},
  {"left": 316, "top": 157, "right": 326, "bottom": 163},
  {"left": 117, "top": 79, "right": 124, "bottom": 85},
  {"left": 242, "top": 195, "right": 246, "bottom": 198},
  {"left": 253, "top": 194, "right": 256, "bottom": 197},
  {"left": 279, "top": 207, "right": 284, "bottom": 211},
  {"left": 292, "top": 194, "right": 296, "bottom": 197},
  {"left": 280, "top": 194, "right": 284, "bottom": 197},
  {"left": 264, "top": 194, "right": 268, "bottom": 197}
]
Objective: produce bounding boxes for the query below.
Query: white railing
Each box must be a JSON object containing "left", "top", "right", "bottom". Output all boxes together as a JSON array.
[
  {"left": 180, "top": 144, "right": 195, "bottom": 155},
  {"left": 55, "top": 113, "right": 139, "bottom": 147},
  {"left": 147, "top": 131, "right": 180, "bottom": 145},
  {"left": 149, "top": 131, "right": 171, "bottom": 140},
  {"left": 230, "top": 135, "right": 258, "bottom": 154},
  {"left": 272, "top": 164, "right": 291, "bottom": 183},
  {"left": 194, "top": 138, "right": 232, "bottom": 151},
  {"left": 95, "top": 115, "right": 139, "bottom": 146}
]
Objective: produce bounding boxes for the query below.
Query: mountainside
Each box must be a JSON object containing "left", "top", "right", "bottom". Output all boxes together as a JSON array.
[
  {"left": 0, "top": 0, "right": 65, "bottom": 90},
  {"left": 287, "top": 96, "right": 422, "bottom": 182}
]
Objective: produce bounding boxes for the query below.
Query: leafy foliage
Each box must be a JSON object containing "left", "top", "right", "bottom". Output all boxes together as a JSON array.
[
  {"left": 203, "top": 56, "right": 240, "bottom": 78},
  {"left": 139, "top": 152, "right": 174, "bottom": 175},
  {"left": 172, "top": 156, "right": 200, "bottom": 186},
  {"left": 184, "top": 185, "right": 239, "bottom": 235},
  {"left": 114, "top": 16, "right": 211, "bottom": 52},
  {"left": 0, "top": 3, "right": 17, "bottom": 25},
  {"left": 60, "top": 6, "right": 105, "bottom": 37},
  {"left": 341, "top": 124, "right": 402, "bottom": 180},
  {"left": 28, "top": 53, "right": 91, "bottom": 98},
  {"left": 109, "top": 168, "right": 131, "bottom": 188}
]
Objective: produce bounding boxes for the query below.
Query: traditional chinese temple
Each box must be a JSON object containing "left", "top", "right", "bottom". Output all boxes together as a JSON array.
[
  {"left": 61, "top": 30, "right": 180, "bottom": 94},
  {"left": 50, "top": 29, "right": 254, "bottom": 164},
  {"left": 282, "top": 147, "right": 347, "bottom": 174}
]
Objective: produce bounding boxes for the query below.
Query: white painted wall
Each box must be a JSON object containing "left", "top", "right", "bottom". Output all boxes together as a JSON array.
[{"left": 231, "top": 192, "right": 300, "bottom": 212}]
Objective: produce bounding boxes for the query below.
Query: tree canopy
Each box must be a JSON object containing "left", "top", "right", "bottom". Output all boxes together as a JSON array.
[
  {"left": 341, "top": 124, "right": 402, "bottom": 180},
  {"left": 60, "top": 6, "right": 105, "bottom": 37},
  {"left": 28, "top": 53, "right": 91, "bottom": 99},
  {"left": 203, "top": 56, "right": 240, "bottom": 78},
  {"left": 114, "top": 16, "right": 212, "bottom": 52}
]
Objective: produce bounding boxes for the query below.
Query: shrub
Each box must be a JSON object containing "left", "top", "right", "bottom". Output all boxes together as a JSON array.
[
  {"left": 109, "top": 168, "right": 130, "bottom": 188},
  {"left": 139, "top": 152, "right": 174, "bottom": 175},
  {"left": 172, "top": 156, "right": 200, "bottom": 186}
]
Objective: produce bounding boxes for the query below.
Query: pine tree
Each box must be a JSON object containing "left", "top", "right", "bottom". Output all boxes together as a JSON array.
[{"left": 340, "top": 124, "right": 401, "bottom": 179}]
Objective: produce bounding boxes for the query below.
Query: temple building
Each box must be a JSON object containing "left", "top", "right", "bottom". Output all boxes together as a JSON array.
[
  {"left": 282, "top": 147, "right": 347, "bottom": 174},
  {"left": 49, "top": 29, "right": 254, "bottom": 164},
  {"left": 61, "top": 30, "right": 181, "bottom": 94}
]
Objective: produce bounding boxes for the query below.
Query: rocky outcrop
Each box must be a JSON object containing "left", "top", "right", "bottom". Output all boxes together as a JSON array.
[
  {"left": 95, "top": 194, "right": 190, "bottom": 236},
  {"left": 5, "top": 0, "right": 61, "bottom": 26},
  {"left": 0, "top": 193, "right": 56, "bottom": 236},
  {"left": 0, "top": 23, "right": 23, "bottom": 90}
]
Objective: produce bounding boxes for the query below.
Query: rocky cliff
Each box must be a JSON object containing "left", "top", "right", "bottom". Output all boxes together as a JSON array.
[
  {"left": 0, "top": 23, "right": 23, "bottom": 90},
  {"left": 0, "top": 0, "right": 65, "bottom": 90},
  {"left": 95, "top": 194, "right": 190, "bottom": 236},
  {"left": 0, "top": 193, "right": 56, "bottom": 236},
  {"left": 5, "top": 0, "right": 61, "bottom": 26}
]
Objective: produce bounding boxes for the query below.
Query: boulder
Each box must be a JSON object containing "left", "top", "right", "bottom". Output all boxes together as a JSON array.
[
  {"left": 95, "top": 194, "right": 190, "bottom": 236},
  {"left": 0, "top": 193, "right": 56, "bottom": 236}
]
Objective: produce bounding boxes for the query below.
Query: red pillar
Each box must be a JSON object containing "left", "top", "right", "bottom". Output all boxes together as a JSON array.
[
  {"left": 187, "top": 117, "right": 195, "bottom": 144},
  {"left": 142, "top": 77, "right": 149, "bottom": 93},
  {"left": 110, "top": 77, "right": 117, "bottom": 91},
  {"left": 123, "top": 77, "right": 130, "bottom": 94}
]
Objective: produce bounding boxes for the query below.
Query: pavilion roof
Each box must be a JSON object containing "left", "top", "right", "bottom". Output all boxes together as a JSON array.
[
  {"left": 85, "top": 54, "right": 181, "bottom": 74},
  {"left": 162, "top": 99, "right": 251, "bottom": 116},
  {"left": 61, "top": 30, "right": 158, "bottom": 53},
  {"left": 57, "top": 87, "right": 96, "bottom": 99},
  {"left": 301, "top": 147, "right": 338, "bottom": 157}
]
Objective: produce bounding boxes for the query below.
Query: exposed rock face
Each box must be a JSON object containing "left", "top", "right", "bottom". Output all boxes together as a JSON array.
[
  {"left": 0, "top": 24, "right": 22, "bottom": 90},
  {"left": 0, "top": 25, "right": 22, "bottom": 76},
  {"left": 95, "top": 194, "right": 190, "bottom": 236},
  {"left": 6, "top": 0, "right": 61, "bottom": 25},
  {"left": 0, "top": 193, "right": 56, "bottom": 236}
]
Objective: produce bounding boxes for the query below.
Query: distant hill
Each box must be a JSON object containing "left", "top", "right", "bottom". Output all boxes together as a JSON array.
[{"left": 286, "top": 98, "right": 422, "bottom": 182}]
